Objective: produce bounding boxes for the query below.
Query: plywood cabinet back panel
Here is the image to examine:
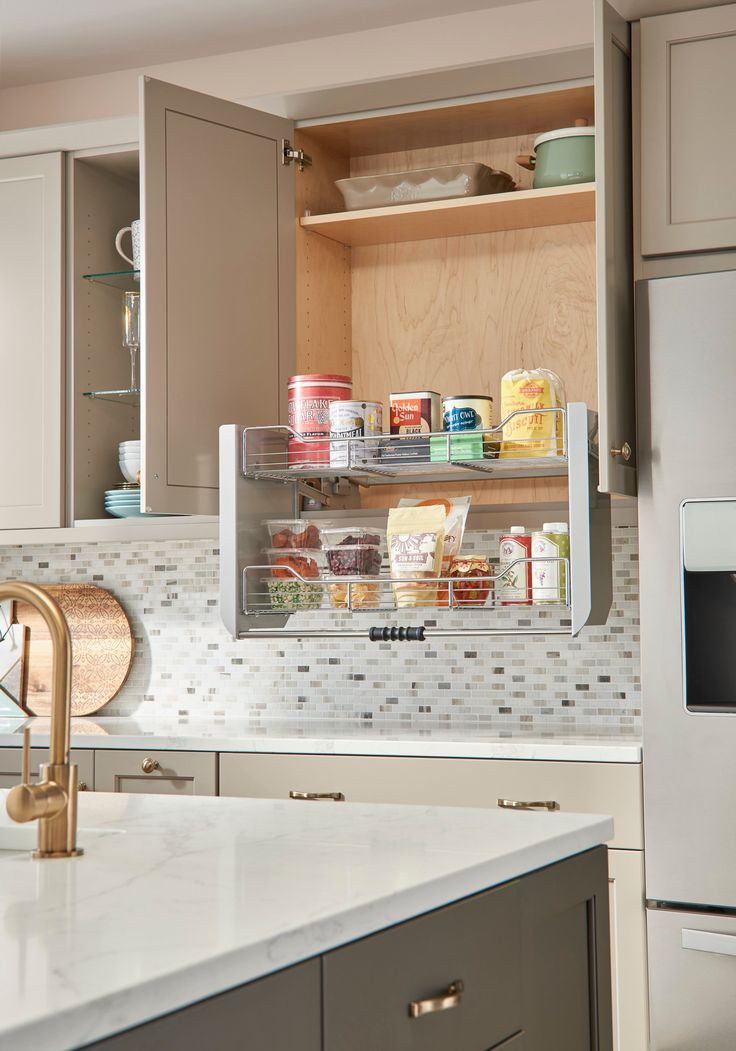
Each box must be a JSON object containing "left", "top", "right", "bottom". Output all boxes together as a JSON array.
[{"left": 294, "top": 130, "right": 351, "bottom": 377}]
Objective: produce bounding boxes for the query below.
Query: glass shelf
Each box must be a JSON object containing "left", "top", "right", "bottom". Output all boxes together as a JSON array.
[
  {"left": 82, "top": 269, "right": 140, "bottom": 290},
  {"left": 82, "top": 388, "right": 140, "bottom": 406}
]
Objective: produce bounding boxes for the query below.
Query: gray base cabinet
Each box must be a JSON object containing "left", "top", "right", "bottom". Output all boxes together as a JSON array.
[
  {"left": 0, "top": 747, "right": 94, "bottom": 792},
  {"left": 81, "top": 847, "right": 611, "bottom": 1051},
  {"left": 94, "top": 749, "right": 217, "bottom": 795},
  {"left": 85, "top": 959, "right": 321, "bottom": 1051}
]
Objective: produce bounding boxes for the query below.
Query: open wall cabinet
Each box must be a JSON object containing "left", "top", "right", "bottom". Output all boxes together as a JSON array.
[{"left": 0, "top": 2, "right": 633, "bottom": 547}]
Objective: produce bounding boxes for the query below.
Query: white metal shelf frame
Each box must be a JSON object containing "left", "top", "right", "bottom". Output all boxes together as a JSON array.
[{"left": 219, "top": 402, "right": 612, "bottom": 641}]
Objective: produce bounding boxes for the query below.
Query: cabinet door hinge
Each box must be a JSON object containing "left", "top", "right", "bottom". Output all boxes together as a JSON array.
[{"left": 282, "top": 139, "right": 312, "bottom": 173}]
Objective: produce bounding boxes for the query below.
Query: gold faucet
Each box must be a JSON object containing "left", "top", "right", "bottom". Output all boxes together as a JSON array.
[{"left": 0, "top": 581, "right": 82, "bottom": 858}]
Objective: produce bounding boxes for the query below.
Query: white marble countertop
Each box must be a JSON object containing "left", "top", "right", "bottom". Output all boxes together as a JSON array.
[
  {"left": 0, "top": 716, "right": 642, "bottom": 762},
  {"left": 0, "top": 790, "right": 613, "bottom": 1051}
]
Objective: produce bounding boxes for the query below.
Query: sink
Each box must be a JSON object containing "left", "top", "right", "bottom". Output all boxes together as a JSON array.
[{"left": 0, "top": 824, "right": 121, "bottom": 853}]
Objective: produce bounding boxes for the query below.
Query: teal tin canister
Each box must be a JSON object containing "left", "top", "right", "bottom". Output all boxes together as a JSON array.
[{"left": 516, "top": 121, "right": 595, "bottom": 189}]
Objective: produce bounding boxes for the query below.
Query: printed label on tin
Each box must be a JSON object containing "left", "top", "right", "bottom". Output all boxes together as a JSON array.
[
  {"left": 444, "top": 405, "right": 481, "bottom": 431},
  {"left": 389, "top": 395, "right": 438, "bottom": 435}
]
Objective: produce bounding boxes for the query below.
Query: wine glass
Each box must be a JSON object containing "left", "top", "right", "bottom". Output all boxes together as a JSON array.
[{"left": 122, "top": 291, "right": 140, "bottom": 391}]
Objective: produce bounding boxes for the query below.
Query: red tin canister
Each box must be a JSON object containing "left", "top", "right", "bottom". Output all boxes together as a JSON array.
[{"left": 287, "top": 374, "right": 352, "bottom": 464}]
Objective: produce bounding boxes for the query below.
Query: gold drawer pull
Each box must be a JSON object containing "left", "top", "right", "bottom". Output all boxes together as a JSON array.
[
  {"left": 141, "top": 757, "right": 160, "bottom": 774},
  {"left": 78, "top": 782, "right": 88, "bottom": 792},
  {"left": 409, "top": 979, "right": 464, "bottom": 1019},
  {"left": 498, "top": 798, "right": 560, "bottom": 811},
  {"left": 289, "top": 791, "right": 345, "bottom": 802}
]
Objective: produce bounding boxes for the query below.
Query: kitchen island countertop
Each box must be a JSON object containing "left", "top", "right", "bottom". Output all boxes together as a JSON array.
[{"left": 0, "top": 790, "right": 612, "bottom": 1051}]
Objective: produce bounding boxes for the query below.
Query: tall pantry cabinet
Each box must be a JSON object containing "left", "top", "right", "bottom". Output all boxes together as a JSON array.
[{"left": 0, "top": 0, "right": 636, "bottom": 538}]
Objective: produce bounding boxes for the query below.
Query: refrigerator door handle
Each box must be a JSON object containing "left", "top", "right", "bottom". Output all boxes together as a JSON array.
[{"left": 682, "top": 928, "right": 736, "bottom": 957}]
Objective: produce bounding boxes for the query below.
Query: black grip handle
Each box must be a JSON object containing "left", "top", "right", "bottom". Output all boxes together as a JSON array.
[{"left": 368, "top": 626, "right": 426, "bottom": 642}]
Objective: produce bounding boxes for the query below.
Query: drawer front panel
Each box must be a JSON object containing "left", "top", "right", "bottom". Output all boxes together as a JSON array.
[
  {"left": 94, "top": 749, "right": 216, "bottom": 795},
  {"left": 83, "top": 958, "right": 321, "bottom": 1050},
  {"left": 647, "top": 908, "right": 736, "bottom": 1050},
  {"left": 323, "top": 880, "right": 522, "bottom": 1051},
  {"left": 0, "top": 746, "right": 94, "bottom": 791},
  {"left": 219, "top": 753, "right": 642, "bottom": 849}
]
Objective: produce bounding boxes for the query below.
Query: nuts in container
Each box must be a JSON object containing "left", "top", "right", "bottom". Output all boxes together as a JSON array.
[
  {"left": 264, "top": 549, "right": 323, "bottom": 611},
  {"left": 323, "top": 529, "right": 384, "bottom": 610}
]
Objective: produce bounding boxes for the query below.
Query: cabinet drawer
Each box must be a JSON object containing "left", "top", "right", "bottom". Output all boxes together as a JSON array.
[
  {"left": 219, "top": 753, "right": 642, "bottom": 849},
  {"left": 83, "top": 958, "right": 320, "bottom": 1050},
  {"left": 647, "top": 908, "right": 736, "bottom": 1050},
  {"left": 0, "top": 746, "right": 94, "bottom": 791},
  {"left": 94, "top": 749, "right": 216, "bottom": 795},
  {"left": 323, "top": 880, "right": 522, "bottom": 1051}
]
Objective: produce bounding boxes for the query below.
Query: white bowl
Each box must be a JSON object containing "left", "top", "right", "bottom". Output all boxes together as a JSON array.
[
  {"left": 119, "top": 463, "right": 141, "bottom": 483},
  {"left": 118, "top": 441, "right": 141, "bottom": 452}
]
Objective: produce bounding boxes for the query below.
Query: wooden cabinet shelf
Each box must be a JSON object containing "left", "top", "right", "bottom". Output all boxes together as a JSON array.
[{"left": 300, "top": 183, "right": 595, "bottom": 247}]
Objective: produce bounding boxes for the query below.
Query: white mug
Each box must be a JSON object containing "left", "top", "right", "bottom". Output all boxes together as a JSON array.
[{"left": 115, "top": 218, "right": 141, "bottom": 272}]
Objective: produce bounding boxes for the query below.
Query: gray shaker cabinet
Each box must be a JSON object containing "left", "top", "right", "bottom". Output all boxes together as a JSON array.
[
  {"left": 93, "top": 748, "right": 217, "bottom": 795},
  {"left": 640, "top": 3, "right": 736, "bottom": 255},
  {"left": 84, "top": 958, "right": 321, "bottom": 1051},
  {"left": 139, "top": 78, "right": 295, "bottom": 516},
  {"left": 81, "top": 847, "right": 611, "bottom": 1051},
  {"left": 0, "top": 153, "right": 64, "bottom": 530}
]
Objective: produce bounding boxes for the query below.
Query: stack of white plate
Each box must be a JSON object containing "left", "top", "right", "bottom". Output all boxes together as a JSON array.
[
  {"left": 105, "top": 484, "right": 143, "bottom": 518},
  {"left": 119, "top": 440, "right": 141, "bottom": 484}
]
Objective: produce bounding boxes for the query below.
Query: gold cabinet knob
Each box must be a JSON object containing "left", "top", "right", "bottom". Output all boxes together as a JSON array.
[
  {"left": 78, "top": 782, "right": 88, "bottom": 792},
  {"left": 141, "top": 757, "right": 160, "bottom": 774},
  {"left": 610, "top": 441, "right": 632, "bottom": 461}
]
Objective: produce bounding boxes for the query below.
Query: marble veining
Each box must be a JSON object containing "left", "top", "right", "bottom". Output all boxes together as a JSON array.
[
  {"left": 0, "top": 715, "right": 642, "bottom": 762},
  {"left": 0, "top": 790, "right": 612, "bottom": 1051}
]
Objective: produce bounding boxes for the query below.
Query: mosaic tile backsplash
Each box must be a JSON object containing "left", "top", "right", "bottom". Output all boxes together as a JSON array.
[{"left": 0, "top": 528, "right": 640, "bottom": 732}]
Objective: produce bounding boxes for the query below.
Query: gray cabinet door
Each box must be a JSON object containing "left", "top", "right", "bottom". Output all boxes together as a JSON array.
[
  {"left": 323, "top": 880, "right": 523, "bottom": 1051},
  {"left": 140, "top": 77, "right": 296, "bottom": 515},
  {"left": 641, "top": 5, "right": 736, "bottom": 256},
  {"left": 82, "top": 958, "right": 321, "bottom": 1051},
  {"left": 0, "top": 153, "right": 64, "bottom": 529},
  {"left": 521, "top": 846, "right": 612, "bottom": 1051},
  {"left": 94, "top": 748, "right": 216, "bottom": 795},
  {"left": 595, "top": 1, "right": 636, "bottom": 496}
]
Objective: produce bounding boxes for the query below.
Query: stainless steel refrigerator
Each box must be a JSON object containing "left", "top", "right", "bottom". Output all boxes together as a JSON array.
[{"left": 637, "top": 269, "right": 736, "bottom": 1050}]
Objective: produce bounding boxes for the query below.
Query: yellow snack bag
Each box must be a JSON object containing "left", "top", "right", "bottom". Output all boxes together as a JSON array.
[{"left": 500, "top": 368, "right": 566, "bottom": 458}]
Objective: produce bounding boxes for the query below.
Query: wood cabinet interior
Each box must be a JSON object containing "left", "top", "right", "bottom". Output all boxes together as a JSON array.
[
  {"left": 294, "top": 84, "right": 597, "bottom": 509},
  {"left": 71, "top": 148, "right": 140, "bottom": 522}
]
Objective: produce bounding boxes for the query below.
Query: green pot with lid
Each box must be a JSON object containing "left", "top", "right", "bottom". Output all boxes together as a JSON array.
[{"left": 516, "top": 119, "right": 595, "bottom": 189}]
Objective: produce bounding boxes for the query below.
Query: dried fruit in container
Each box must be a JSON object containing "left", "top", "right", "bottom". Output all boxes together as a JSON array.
[{"left": 448, "top": 556, "right": 493, "bottom": 607}]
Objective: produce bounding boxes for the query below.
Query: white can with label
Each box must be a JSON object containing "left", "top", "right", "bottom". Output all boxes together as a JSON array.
[
  {"left": 531, "top": 522, "right": 570, "bottom": 604},
  {"left": 329, "top": 400, "right": 383, "bottom": 468}
]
